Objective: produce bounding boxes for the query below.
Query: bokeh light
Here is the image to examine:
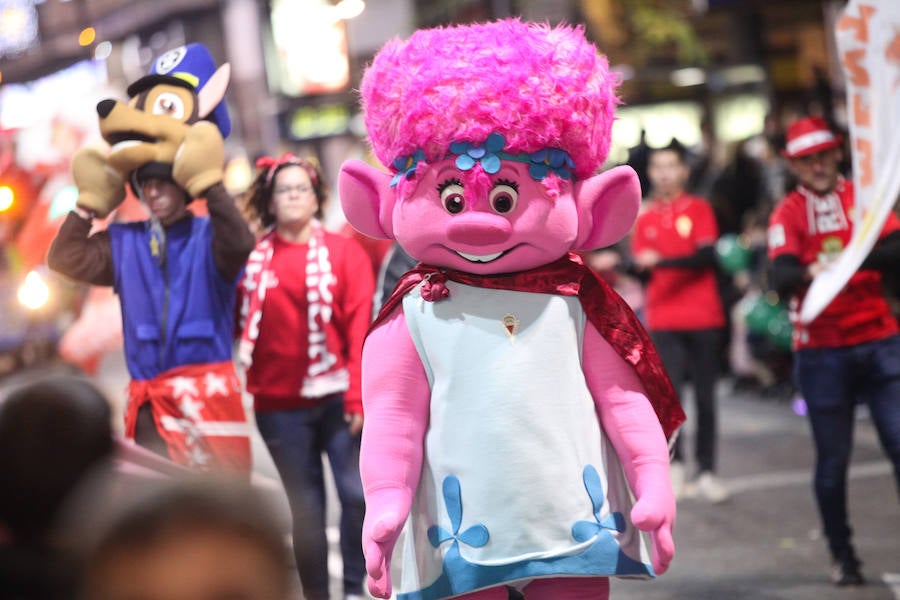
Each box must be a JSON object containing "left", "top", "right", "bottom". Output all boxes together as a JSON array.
[
  {"left": 78, "top": 27, "right": 96, "bottom": 47},
  {"left": 0, "top": 185, "right": 14, "bottom": 211}
]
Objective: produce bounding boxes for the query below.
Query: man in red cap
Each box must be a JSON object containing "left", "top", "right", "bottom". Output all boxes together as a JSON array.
[{"left": 767, "top": 116, "right": 900, "bottom": 586}]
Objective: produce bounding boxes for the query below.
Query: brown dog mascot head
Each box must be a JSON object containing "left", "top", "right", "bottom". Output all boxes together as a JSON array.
[
  {"left": 73, "top": 44, "right": 231, "bottom": 217},
  {"left": 99, "top": 43, "right": 230, "bottom": 183}
]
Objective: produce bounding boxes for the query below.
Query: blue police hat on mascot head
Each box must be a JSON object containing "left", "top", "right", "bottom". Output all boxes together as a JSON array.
[{"left": 126, "top": 43, "right": 232, "bottom": 139}]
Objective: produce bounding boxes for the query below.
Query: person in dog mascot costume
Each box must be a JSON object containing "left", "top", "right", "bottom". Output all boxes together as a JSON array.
[
  {"left": 48, "top": 44, "right": 255, "bottom": 473},
  {"left": 338, "top": 19, "right": 686, "bottom": 600}
]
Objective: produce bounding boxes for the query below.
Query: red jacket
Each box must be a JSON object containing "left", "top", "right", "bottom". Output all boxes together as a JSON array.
[
  {"left": 768, "top": 179, "right": 899, "bottom": 348},
  {"left": 241, "top": 231, "right": 374, "bottom": 413}
]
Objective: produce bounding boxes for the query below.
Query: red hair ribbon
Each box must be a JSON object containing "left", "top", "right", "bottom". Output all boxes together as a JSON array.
[{"left": 256, "top": 153, "right": 320, "bottom": 187}]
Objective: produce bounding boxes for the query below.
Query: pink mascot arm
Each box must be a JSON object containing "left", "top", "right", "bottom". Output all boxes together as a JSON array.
[
  {"left": 360, "top": 309, "right": 431, "bottom": 598},
  {"left": 583, "top": 323, "right": 675, "bottom": 575}
]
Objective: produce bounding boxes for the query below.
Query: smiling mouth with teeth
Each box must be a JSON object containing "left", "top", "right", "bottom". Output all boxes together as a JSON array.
[{"left": 456, "top": 250, "right": 504, "bottom": 263}]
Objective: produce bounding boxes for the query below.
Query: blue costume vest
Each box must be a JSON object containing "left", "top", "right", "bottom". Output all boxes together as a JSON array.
[{"left": 109, "top": 217, "right": 238, "bottom": 381}]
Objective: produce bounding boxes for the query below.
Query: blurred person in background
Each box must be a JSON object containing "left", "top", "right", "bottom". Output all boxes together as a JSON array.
[
  {"left": 0, "top": 128, "right": 45, "bottom": 244},
  {"left": 631, "top": 139, "right": 730, "bottom": 503},
  {"left": 583, "top": 241, "right": 646, "bottom": 321},
  {"left": 238, "top": 153, "right": 373, "bottom": 600},
  {"left": 79, "top": 477, "right": 290, "bottom": 600},
  {"left": 767, "top": 116, "right": 900, "bottom": 587},
  {"left": 626, "top": 128, "right": 651, "bottom": 197},
  {"left": 0, "top": 376, "right": 115, "bottom": 600},
  {"left": 46, "top": 44, "right": 256, "bottom": 473},
  {"left": 710, "top": 138, "right": 770, "bottom": 237},
  {"left": 728, "top": 210, "right": 795, "bottom": 400}
]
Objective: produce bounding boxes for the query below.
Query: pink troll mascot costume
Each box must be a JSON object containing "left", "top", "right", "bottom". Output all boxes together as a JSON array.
[{"left": 339, "top": 20, "right": 685, "bottom": 600}]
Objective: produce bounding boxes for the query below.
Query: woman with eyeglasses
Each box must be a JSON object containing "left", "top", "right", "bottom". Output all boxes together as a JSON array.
[{"left": 238, "top": 154, "right": 374, "bottom": 600}]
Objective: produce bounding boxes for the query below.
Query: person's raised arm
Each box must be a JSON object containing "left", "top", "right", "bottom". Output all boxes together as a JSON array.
[
  {"left": 171, "top": 121, "right": 255, "bottom": 282},
  {"left": 205, "top": 184, "right": 255, "bottom": 282},
  {"left": 47, "top": 210, "right": 115, "bottom": 286},
  {"left": 47, "top": 144, "right": 126, "bottom": 287}
]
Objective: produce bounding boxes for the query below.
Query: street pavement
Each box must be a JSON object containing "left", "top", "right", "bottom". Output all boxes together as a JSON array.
[
  {"left": 2, "top": 360, "right": 897, "bottom": 599},
  {"left": 612, "top": 382, "right": 900, "bottom": 600},
  {"left": 323, "top": 378, "right": 900, "bottom": 599}
]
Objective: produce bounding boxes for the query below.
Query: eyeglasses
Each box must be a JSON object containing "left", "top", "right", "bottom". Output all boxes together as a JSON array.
[{"left": 273, "top": 184, "right": 313, "bottom": 196}]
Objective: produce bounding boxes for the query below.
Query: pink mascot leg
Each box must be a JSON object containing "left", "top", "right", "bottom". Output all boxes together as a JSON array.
[{"left": 523, "top": 576, "right": 610, "bottom": 599}]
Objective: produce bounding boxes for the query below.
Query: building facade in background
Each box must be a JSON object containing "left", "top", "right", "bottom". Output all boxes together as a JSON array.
[{"left": 0, "top": 0, "right": 848, "bottom": 199}]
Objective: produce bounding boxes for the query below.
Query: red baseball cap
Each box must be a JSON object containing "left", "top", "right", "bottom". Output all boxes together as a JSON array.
[{"left": 781, "top": 116, "right": 843, "bottom": 158}]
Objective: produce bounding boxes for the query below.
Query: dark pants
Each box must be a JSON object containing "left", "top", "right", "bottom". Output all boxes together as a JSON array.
[
  {"left": 794, "top": 335, "right": 900, "bottom": 561},
  {"left": 651, "top": 328, "right": 724, "bottom": 473},
  {"left": 255, "top": 395, "right": 366, "bottom": 600}
]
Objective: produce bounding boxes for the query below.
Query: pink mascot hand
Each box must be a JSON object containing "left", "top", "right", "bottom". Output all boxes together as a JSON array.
[
  {"left": 362, "top": 487, "right": 412, "bottom": 598},
  {"left": 629, "top": 470, "right": 676, "bottom": 574}
]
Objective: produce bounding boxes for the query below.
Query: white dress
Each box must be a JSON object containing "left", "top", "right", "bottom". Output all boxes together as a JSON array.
[{"left": 396, "top": 280, "right": 653, "bottom": 600}]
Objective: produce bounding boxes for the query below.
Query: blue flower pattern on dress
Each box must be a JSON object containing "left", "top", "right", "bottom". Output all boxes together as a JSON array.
[
  {"left": 529, "top": 148, "right": 575, "bottom": 181},
  {"left": 427, "top": 475, "right": 489, "bottom": 549},
  {"left": 572, "top": 465, "right": 626, "bottom": 542},
  {"left": 450, "top": 132, "right": 506, "bottom": 175},
  {"left": 391, "top": 149, "right": 427, "bottom": 186},
  {"left": 403, "top": 469, "right": 652, "bottom": 600}
]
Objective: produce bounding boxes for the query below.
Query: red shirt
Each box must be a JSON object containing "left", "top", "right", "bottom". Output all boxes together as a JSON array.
[
  {"left": 767, "top": 179, "right": 899, "bottom": 349},
  {"left": 243, "top": 231, "right": 374, "bottom": 413},
  {"left": 631, "top": 193, "right": 725, "bottom": 331}
]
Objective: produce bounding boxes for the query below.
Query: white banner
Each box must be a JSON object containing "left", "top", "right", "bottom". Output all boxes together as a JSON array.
[{"left": 800, "top": 0, "right": 900, "bottom": 323}]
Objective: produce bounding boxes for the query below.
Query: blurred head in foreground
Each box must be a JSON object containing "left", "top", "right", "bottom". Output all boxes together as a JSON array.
[
  {"left": 80, "top": 478, "right": 290, "bottom": 600},
  {"left": 0, "top": 376, "right": 114, "bottom": 546}
]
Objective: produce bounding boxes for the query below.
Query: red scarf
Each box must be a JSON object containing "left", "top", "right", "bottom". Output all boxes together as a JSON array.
[
  {"left": 373, "top": 253, "right": 685, "bottom": 439},
  {"left": 237, "top": 230, "right": 276, "bottom": 367}
]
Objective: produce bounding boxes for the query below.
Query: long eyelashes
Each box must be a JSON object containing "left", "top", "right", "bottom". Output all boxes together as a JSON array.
[
  {"left": 437, "top": 178, "right": 462, "bottom": 193},
  {"left": 495, "top": 178, "right": 518, "bottom": 192},
  {"left": 437, "top": 177, "right": 520, "bottom": 215},
  {"left": 438, "top": 178, "right": 518, "bottom": 192}
]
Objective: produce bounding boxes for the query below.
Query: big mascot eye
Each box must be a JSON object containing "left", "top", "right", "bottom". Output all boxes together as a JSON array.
[
  {"left": 489, "top": 182, "right": 518, "bottom": 214},
  {"left": 151, "top": 93, "right": 186, "bottom": 119},
  {"left": 439, "top": 181, "right": 466, "bottom": 214}
]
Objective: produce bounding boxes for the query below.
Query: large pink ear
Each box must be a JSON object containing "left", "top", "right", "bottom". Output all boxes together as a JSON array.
[
  {"left": 197, "top": 64, "right": 230, "bottom": 119},
  {"left": 338, "top": 159, "right": 397, "bottom": 240},
  {"left": 572, "top": 165, "right": 641, "bottom": 251}
]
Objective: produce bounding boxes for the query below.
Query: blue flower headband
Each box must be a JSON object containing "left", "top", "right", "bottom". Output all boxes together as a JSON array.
[{"left": 390, "top": 132, "right": 576, "bottom": 187}]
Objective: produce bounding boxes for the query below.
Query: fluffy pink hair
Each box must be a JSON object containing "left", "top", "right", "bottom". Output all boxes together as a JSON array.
[{"left": 360, "top": 19, "right": 620, "bottom": 180}]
